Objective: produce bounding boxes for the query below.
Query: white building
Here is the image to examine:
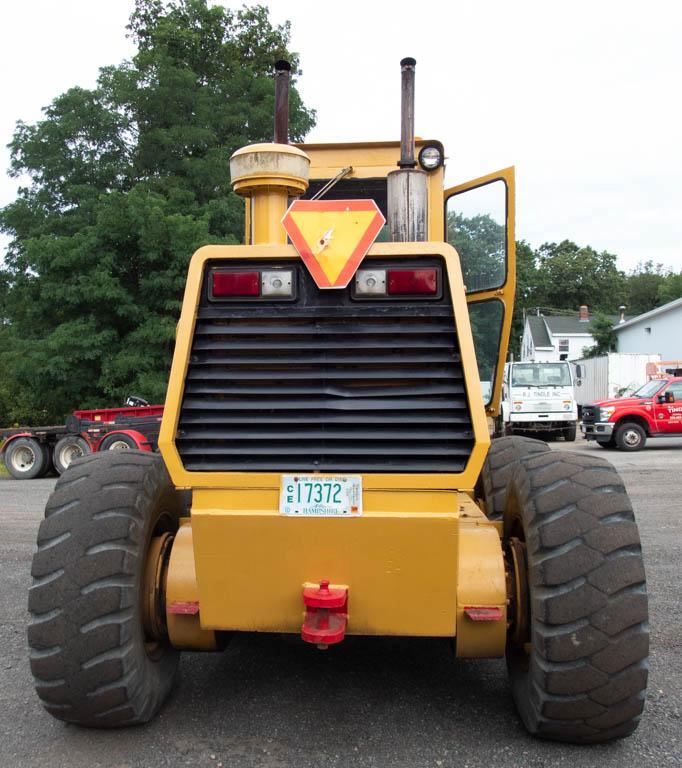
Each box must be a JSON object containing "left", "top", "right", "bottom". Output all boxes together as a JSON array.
[
  {"left": 521, "top": 306, "right": 610, "bottom": 362},
  {"left": 613, "top": 296, "right": 682, "bottom": 359}
]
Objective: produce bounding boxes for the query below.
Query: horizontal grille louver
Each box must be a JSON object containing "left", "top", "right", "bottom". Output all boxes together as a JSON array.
[{"left": 176, "top": 262, "right": 474, "bottom": 473}]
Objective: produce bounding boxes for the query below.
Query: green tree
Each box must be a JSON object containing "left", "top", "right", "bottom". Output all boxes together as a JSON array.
[
  {"left": 0, "top": 0, "right": 315, "bottom": 424},
  {"left": 581, "top": 313, "right": 618, "bottom": 358},
  {"left": 625, "top": 261, "right": 671, "bottom": 315},
  {"left": 657, "top": 270, "right": 682, "bottom": 305},
  {"left": 532, "top": 240, "right": 627, "bottom": 313}
]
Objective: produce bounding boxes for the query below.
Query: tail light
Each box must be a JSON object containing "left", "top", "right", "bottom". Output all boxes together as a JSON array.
[
  {"left": 210, "top": 269, "right": 294, "bottom": 300},
  {"left": 354, "top": 267, "right": 440, "bottom": 299},
  {"left": 388, "top": 268, "right": 438, "bottom": 295}
]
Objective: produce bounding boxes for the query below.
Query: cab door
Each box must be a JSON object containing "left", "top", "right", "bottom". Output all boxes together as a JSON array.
[
  {"left": 654, "top": 381, "right": 682, "bottom": 433},
  {"left": 444, "top": 168, "right": 515, "bottom": 418}
]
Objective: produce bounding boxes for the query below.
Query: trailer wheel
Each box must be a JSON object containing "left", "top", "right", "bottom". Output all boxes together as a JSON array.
[
  {"left": 504, "top": 450, "right": 648, "bottom": 743},
  {"left": 478, "top": 436, "right": 550, "bottom": 521},
  {"left": 614, "top": 422, "right": 646, "bottom": 451},
  {"left": 99, "top": 433, "right": 138, "bottom": 451},
  {"left": 4, "top": 437, "right": 48, "bottom": 480},
  {"left": 28, "top": 450, "right": 183, "bottom": 727},
  {"left": 53, "top": 435, "right": 91, "bottom": 475}
]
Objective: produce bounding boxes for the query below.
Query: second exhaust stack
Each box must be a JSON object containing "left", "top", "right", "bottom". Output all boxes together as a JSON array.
[{"left": 387, "top": 57, "right": 428, "bottom": 242}]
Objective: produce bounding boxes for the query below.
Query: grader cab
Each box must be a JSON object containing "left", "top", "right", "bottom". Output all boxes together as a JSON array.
[{"left": 28, "top": 60, "right": 648, "bottom": 743}]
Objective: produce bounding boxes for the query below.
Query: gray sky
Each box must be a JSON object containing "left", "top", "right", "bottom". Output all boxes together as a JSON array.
[{"left": 1, "top": 0, "right": 680, "bottom": 271}]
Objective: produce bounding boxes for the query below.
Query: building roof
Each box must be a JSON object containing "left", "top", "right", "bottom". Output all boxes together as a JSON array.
[
  {"left": 612, "top": 296, "right": 682, "bottom": 332},
  {"left": 527, "top": 316, "right": 551, "bottom": 347},
  {"left": 544, "top": 315, "right": 620, "bottom": 335}
]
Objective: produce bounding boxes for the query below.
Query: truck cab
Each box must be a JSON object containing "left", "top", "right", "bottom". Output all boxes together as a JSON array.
[
  {"left": 581, "top": 376, "right": 682, "bottom": 450},
  {"left": 501, "top": 360, "right": 579, "bottom": 440}
]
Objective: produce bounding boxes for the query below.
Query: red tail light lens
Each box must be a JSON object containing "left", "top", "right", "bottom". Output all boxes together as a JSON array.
[
  {"left": 212, "top": 271, "right": 260, "bottom": 297},
  {"left": 387, "top": 268, "right": 438, "bottom": 295}
]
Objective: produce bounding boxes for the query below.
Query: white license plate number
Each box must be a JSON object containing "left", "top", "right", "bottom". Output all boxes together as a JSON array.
[{"left": 280, "top": 476, "right": 362, "bottom": 517}]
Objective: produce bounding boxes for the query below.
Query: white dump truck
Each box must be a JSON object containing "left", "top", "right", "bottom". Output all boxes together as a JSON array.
[{"left": 501, "top": 360, "right": 580, "bottom": 440}]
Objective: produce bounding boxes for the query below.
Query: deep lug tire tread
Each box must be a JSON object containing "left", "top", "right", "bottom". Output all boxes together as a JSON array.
[
  {"left": 27, "top": 450, "right": 182, "bottom": 727},
  {"left": 506, "top": 450, "right": 649, "bottom": 743},
  {"left": 480, "top": 436, "right": 551, "bottom": 521}
]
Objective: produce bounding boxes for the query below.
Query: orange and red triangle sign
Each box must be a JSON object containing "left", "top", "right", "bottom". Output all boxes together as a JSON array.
[{"left": 282, "top": 200, "right": 385, "bottom": 289}]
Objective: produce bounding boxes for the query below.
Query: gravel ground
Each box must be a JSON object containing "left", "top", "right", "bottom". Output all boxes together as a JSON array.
[{"left": 0, "top": 439, "right": 680, "bottom": 768}]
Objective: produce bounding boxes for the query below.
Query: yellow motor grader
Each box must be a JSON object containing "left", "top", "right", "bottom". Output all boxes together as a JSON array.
[{"left": 28, "top": 59, "right": 648, "bottom": 743}]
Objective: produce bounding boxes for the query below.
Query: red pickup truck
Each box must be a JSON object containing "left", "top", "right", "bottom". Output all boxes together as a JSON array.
[{"left": 581, "top": 376, "right": 682, "bottom": 450}]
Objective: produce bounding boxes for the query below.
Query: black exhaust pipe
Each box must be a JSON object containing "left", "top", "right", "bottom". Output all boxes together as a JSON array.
[{"left": 274, "top": 59, "right": 291, "bottom": 144}]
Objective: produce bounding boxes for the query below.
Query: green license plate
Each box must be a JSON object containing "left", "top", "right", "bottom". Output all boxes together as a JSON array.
[{"left": 280, "top": 475, "right": 362, "bottom": 517}]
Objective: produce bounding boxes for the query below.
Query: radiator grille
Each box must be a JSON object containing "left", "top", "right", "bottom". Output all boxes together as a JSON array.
[{"left": 176, "top": 260, "right": 474, "bottom": 473}]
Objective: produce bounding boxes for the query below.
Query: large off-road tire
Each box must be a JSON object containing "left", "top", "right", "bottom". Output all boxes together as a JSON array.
[
  {"left": 479, "top": 436, "right": 551, "bottom": 521},
  {"left": 53, "top": 435, "right": 91, "bottom": 475},
  {"left": 504, "top": 451, "right": 648, "bottom": 743},
  {"left": 28, "top": 450, "right": 183, "bottom": 727},
  {"left": 4, "top": 437, "right": 49, "bottom": 479}
]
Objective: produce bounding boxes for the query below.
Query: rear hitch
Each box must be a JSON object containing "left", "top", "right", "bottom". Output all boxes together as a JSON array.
[{"left": 301, "top": 580, "right": 348, "bottom": 649}]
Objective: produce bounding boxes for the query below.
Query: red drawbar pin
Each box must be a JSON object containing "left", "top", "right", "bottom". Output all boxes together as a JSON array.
[{"left": 301, "top": 580, "right": 348, "bottom": 647}]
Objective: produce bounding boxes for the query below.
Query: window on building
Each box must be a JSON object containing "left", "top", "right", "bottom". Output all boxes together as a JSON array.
[{"left": 558, "top": 339, "right": 569, "bottom": 352}]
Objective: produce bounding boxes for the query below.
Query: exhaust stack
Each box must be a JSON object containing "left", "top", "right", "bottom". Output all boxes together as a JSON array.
[
  {"left": 387, "top": 58, "right": 428, "bottom": 242},
  {"left": 274, "top": 59, "right": 291, "bottom": 144}
]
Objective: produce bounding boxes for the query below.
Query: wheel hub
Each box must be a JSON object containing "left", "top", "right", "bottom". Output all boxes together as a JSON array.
[
  {"left": 506, "top": 536, "right": 530, "bottom": 650},
  {"left": 12, "top": 446, "right": 35, "bottom": 471},
  {"left": 142, "top": 532, "right": 174, "bottom": 644},
  {"left": 624, "top": 429, "right": 640, "bottom": 446}
]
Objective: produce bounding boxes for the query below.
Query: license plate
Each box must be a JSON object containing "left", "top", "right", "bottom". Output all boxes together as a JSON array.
[{"left": 280, "top": 475, "right": 362, "bottom": 517}]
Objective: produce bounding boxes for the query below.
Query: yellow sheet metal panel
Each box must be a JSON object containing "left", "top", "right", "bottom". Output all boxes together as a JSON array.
[
  {"left": 158, "top": 241, "right": 490, "bottom": 493},
  {"left": 297, "top": 140, "right": 444, "bottom": 241},
  {"left": 166, "top": 522, "right": 219, "bottom": 650},
  {"left": 193, "top": 488, "right": 460, "bottom": 514},
  {"left": 191, "top": 508, "right": 459, "bottom": 636},
  {"left": 455, "top": 519, "right": 507, "bottom": 658}
]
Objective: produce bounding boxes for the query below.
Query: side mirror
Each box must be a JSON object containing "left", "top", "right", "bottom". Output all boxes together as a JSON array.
[{"left": 575, "top": 364, "right": 584, "bottom": 380}]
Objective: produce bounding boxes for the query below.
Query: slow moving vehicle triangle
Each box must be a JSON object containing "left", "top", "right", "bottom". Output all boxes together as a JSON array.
[{"left": 281, "top": 199, "right": 385, "bottom": 288}]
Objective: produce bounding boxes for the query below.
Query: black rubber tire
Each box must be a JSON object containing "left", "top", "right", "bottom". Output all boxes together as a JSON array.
[
  {"left": 614, "top": 422, "right": 647, "bottom": 452},
  {"left": 99, "top": 433, "right": 138, "bottom": 451},
  {"left": 596, "top": 438, "right": 616, "bottom": 449},
  {"left": 564, "top": 424, "right": 577, "bottom": 442},
  {"left": 479, "top": 436, "right": 551, "bottom": 521},
  {"left": 53, "top": 435, "right": 91, "bottom": 475},
  {"left": 4, "top": 437, "right": 48, "bottom": 479},
  {"left": 504, "top": 450, "right": 648, "bottom": 743},
  {"left": 28, "top": 450, "right": 183, "bottom": 727},
  {"left": 37, "top": 446, "right": 54, "bottom": 477}
]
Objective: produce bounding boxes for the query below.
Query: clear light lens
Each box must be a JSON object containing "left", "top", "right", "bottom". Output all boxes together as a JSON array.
[
  {"left": 599, "top": 406, "right": 615, "bottom": 421},
  {"left": 419, "top": 146, "right": 442, "bottom": 170},
  {"left": 355, "top": 269, "right": 387, "bottom": 295},
  {"left": 261, "top": 270, "right": 293, "bottom": 297},
  {"left": 212, "top": 271, "right": 260, "bottom": 297}
]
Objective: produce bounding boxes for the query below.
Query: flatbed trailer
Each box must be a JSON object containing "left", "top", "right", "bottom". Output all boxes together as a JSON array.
[{"left": 0, "top": 403, "right": 164, "bottom": 479}]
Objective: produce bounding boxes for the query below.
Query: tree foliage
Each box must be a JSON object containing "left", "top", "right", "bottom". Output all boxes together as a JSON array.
[
  {"left": 0, "top": 0, "right": 315, "bottom": 424},
  {"left": 581, "top": 313, "right": 618, "bottom": 358}
]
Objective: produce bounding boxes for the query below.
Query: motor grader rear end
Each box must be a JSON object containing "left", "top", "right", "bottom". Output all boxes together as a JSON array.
[{"left": 28, "top": 60, "right": 648, "bottom": 743}]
